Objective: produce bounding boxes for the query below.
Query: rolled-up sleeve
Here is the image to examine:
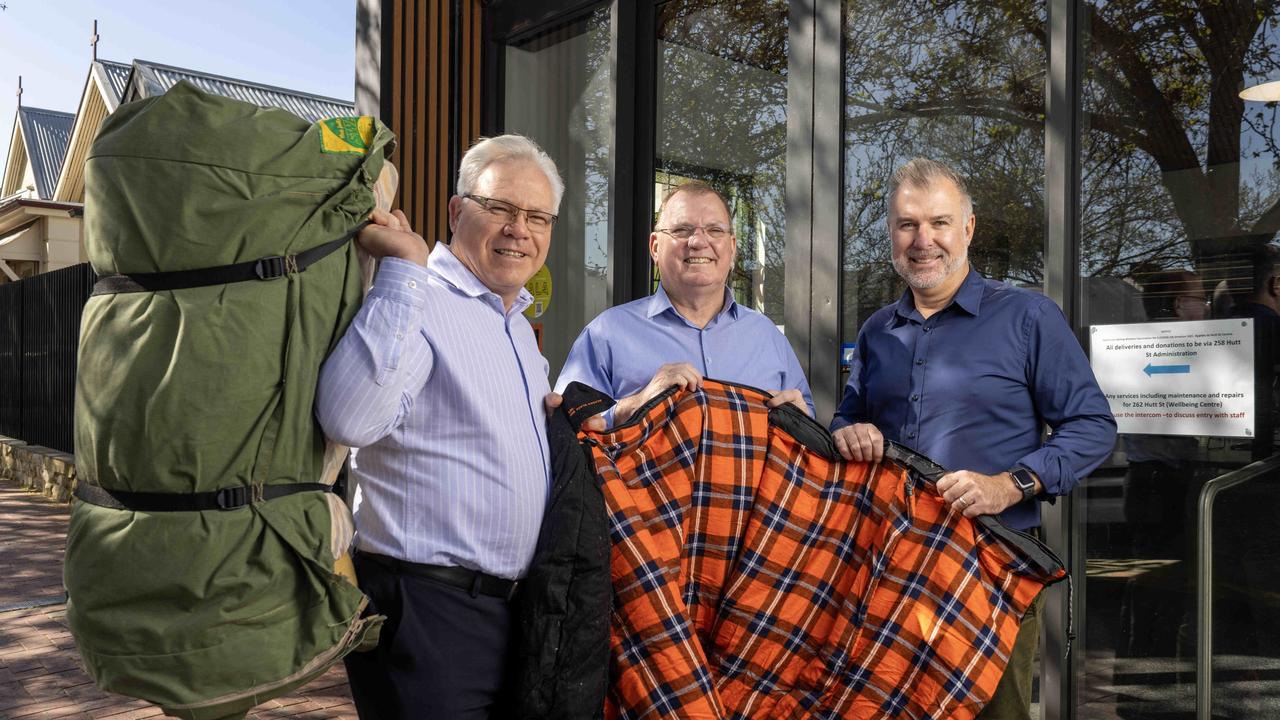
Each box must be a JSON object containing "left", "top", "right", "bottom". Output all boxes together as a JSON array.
[
  {"left": 1015, "top": 301, "right": 1118, "bottom": 496},
  {"left": 316, "top": 258, "right": 435, "bottom": 448}
]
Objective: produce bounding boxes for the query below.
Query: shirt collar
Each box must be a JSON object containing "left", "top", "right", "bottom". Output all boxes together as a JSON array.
[
  {"left": 647, "top": 284, "right": 740, "bottom": 323},
  {"left": 893, "top": 266, "right": 985, "bottom": 321},
  {"left": 428, "top": 242, "right": 533, "bottom": 315}
]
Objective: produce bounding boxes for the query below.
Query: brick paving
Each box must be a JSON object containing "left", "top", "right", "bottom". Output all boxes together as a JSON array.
[{"left": 0, "top": 481, "right": 358, "bottom": 719}]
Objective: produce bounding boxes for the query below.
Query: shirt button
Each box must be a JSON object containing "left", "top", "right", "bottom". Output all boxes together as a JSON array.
[
  {"left": 911, "top": 394, "right": 920, "bottom": 401},
  {"left": 916, "top": 359, "right": 925, "bottom": 365},
  {"left": 395, "top": 332, "right": 404, "bottom": 340},
  {"left": 923, "top": 327, "right": 930, "bottom": 333},
  {"left": 907, "top": 431, "right": 917, "bottom": 438},
  {"left": 406, "top": 280, "right": 417, "bottom": 289}
]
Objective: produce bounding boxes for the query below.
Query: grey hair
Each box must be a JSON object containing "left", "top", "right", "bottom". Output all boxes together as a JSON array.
[
  {"left": 456, "top": 134, "right": 564, "bottom": 213},
  {"left": 886, "top": 158, "right": 974, "bottom": 221}
]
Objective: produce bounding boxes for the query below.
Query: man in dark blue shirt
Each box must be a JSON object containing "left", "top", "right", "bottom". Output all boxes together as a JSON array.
[{"left": 830, "top": 158, "right": 1115, "bottom": 720}]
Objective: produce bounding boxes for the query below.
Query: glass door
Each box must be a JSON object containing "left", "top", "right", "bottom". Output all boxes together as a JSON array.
[
  {"left": 654, "top": 0, "right": 790, "bottom": 323},
  {"left": 502, "top": 5, "right": 615, "bottom": 377},
  {"left": 1076, "top": 3, "right": 1280, "bottom": 717}
]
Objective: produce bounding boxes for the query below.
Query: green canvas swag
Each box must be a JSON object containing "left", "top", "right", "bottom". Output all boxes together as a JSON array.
[{"left": 66, "top": 82, "right": 395, "bottom": 720}]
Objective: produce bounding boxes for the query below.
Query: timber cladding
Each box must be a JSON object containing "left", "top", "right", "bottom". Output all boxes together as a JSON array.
[{"left": 383, "top": 0, "right": 483, "bottom": 246}]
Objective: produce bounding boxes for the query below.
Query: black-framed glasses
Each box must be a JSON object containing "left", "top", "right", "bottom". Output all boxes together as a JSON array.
[
  {"left": 462, "top": 193, "right": 557, "bottom": 231},
  {"left": 654, "top": 224, "right": 733, "bottom": 241}
]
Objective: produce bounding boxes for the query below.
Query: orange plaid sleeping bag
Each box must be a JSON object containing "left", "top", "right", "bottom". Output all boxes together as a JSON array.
[{"left": 584, "top": 380, "right": 1066, "bottom": 719}]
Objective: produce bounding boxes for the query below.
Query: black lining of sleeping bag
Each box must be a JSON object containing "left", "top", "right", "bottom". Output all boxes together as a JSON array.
[
  {"left": 74, "top": 480, "right": 332, "bottom": 511},
  {"left": 90, "top": 221, "right": 369, "bottom": 296}
]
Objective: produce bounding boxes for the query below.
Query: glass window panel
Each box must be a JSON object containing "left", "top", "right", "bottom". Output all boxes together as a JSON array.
[
  {"left": 504, "top": 6, "right": 613, "bottom": 377},
  {"left": 842, "top": 1, "right": 1048, "bottom": 354},
  {"left": 655, "top": 0, "right": 788, "bottom": 324},
  {"left": 1077, "top": 4, "right": 1280, "bottom": 717}
]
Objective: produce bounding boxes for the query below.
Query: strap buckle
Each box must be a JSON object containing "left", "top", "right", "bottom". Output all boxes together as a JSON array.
[
  {"left": 253, "top": 255, "right": 299, "bottom": 280},
  {"left": 214, "top": 486, "right": 250, "bottom": 510}
]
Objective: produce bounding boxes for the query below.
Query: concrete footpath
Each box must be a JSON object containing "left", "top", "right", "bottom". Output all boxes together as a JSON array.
[{"left": 0, "top": 481, "right": 357, "bottom": 719}]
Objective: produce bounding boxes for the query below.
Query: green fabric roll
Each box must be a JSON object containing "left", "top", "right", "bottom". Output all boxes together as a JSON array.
[{"left": 67, "top": 81, "right": 394, "bottom": 720}]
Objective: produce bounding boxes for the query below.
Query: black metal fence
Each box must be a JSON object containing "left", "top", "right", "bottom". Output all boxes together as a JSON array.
[{"left": 0, "top": 264, "right": 95, "bottom": 453}]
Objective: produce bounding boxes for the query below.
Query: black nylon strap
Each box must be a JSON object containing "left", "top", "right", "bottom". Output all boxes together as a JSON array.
[
  {"left": 91, "top": 222, "right": 368, "bottom": 296},
  {"left": 73, "top": 481, "right": 331, "bottom": 511}
]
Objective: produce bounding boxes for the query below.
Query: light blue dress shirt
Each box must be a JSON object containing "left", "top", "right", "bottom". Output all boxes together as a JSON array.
[
  {"left": 316, "top": 245, "right": 551, "bottom": 580},
  {"left": 555, "top": 285, "right": 814, "bottom": 417}
]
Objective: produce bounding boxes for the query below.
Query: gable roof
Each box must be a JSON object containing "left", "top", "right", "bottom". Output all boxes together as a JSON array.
[
  {"left": 124, "top": 59, "right": 354, "bottom": 123},
  {"left": 13, "top": 107, "right": 75, "bottom": 200},
  {"left": 95, "top": 59, "right": 133, "bottom": 110},
  {"left": 53, "top": 59, "right": 133, "bottom": 202}
]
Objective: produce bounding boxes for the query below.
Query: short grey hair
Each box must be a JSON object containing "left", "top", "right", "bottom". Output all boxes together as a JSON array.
[
  {"left": 456, "top": 134, "right": 564, "bottom": 213},
  {"left": 886, "top": 158, "right": 974, "bottom": 221}
]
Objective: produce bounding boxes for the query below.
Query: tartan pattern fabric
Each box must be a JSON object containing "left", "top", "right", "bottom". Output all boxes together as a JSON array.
[{"left": 587, "top": 381, "right": 1065, "bottom": 719}]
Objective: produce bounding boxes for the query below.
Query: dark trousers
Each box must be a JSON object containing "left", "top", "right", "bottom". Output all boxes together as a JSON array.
[
  {"left": 345, "top": 553, "right": 514, "bottom": 720},
  {"left": 977, "top": 589, "right": 1044, "bottom": 720}
]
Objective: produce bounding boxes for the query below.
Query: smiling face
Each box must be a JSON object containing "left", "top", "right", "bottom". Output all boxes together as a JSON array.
[
  {"left": 447, "top": 158, "right": 555, "bottom": 309},
  {"left": 888, "top": 178, "right": 975, "bottom": 293},
  {"left": 650, "top": 190, "right": 736, "bottom": 304}
]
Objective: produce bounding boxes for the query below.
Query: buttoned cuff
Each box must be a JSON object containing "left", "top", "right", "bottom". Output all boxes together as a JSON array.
[{"left": 368, "top": 257, "right": 430, "bottom": 308}]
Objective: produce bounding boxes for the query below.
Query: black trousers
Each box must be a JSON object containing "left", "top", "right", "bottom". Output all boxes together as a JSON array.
[{"left": 345, "top": 553, "right": 514, "bottom": 720}]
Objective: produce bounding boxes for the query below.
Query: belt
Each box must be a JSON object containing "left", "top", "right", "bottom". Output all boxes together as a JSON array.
[{"left": 359, "top": 551, "right": 519, "bottom": 601}]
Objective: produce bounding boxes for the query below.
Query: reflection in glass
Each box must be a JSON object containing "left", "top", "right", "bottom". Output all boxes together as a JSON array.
[
  {"left": 1078, "top": 3, "right": 1280, "bottom": 716},
  {"left": 655, "top": 0, "right": 788, "bottom": 323},
  {"left": 504, "top": 6, "right": 613, "bottom": 376},
  {"left": 841, "top": 0, "right": 1047, "bottom": 347}
]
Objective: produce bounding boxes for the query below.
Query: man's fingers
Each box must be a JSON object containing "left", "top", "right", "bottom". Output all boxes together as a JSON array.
[
  {"left": 856, "top": 424, "right": 884, "bottom": 462},
  {"left": 583, "top": 416, "right": 607, "bottom": 432},
  {"left": 391, "top": 209, "right": 410, "bottom": 229},
  {"left": 765, "top": 390, "right": 803, "bottom": 410},
  {"left": 833, "top": 429, "right": 853, "bottom": 461}
]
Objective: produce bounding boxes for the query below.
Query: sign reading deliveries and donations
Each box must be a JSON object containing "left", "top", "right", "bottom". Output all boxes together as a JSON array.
[{"left": 1090, "top": 318, "right": 1254, "bottom": 437}]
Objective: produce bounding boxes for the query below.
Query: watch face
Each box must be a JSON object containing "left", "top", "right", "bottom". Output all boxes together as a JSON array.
[{"left": 1012, "top": 469, "right": 1035, "bottom": 498}]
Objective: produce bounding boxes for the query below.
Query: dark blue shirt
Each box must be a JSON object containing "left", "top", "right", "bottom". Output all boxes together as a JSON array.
[{"left": 831, "top": 268, "right": 1116, "bottom": 530}]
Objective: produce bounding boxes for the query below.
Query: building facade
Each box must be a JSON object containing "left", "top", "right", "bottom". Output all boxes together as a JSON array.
[{"left": 361, "top": 1, "right": 1280, "bottom": 717}]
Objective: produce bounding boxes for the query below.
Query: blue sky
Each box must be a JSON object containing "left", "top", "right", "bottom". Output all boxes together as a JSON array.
[{"left": 0, "top": 0, "right": 357, "bottom": 164}]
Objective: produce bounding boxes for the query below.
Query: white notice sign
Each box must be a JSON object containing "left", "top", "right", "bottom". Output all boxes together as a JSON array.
[{"left": 1089, "top": 319, "right": 1254, "bottom": 437}]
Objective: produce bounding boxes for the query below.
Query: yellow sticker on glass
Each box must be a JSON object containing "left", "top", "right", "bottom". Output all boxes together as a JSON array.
[
  {"left": 524, "top": 265, "right": 553, "bottom": 319},
  {"left": 319, "top": 117, "right": 375, "bottom": 155}
]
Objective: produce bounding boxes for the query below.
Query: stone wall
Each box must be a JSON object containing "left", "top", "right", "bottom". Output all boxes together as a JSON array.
[{"left": 0, "top": 436, "right": 76, "bottom": 502}]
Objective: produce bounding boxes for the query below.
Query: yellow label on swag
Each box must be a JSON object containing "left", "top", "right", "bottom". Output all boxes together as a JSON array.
[{"left": 319, "top": 117, "right": 375, "bottom": 154}]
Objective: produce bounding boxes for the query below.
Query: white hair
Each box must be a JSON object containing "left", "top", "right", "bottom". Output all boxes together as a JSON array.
[{"left": 456, "top": 134, "right": 564, "bottom": 213}]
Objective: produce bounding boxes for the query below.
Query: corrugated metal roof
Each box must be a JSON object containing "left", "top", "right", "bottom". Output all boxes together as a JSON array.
[
  {"left": 97, "top": 60, "right": 132, "bottom": 104},
  {"left": 128, "top": 60, "right": 354, "bottom": 123},
  {"left": 17, "top": 108, "right": 74, "bottom": 200}
]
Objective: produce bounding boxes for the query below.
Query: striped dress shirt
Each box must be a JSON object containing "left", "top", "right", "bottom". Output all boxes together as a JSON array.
[{"left": 316, "top": 244, "right": 551, "bottom": 580}]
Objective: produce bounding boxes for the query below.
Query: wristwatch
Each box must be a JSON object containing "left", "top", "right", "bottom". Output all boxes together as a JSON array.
[{"left": 1008, "top": 467, "right": 1037, "bottom": 501}]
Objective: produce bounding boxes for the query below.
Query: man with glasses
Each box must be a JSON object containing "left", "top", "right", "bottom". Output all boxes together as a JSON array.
[
  {"left": 830, "top": 158, "right": 1115, "bottom": 720},
  {"left": 556, "top": 180, "right": 813, "bottom": 423},
  {"left": 316, "top": 134, "right": 561, "bottom": 719}
]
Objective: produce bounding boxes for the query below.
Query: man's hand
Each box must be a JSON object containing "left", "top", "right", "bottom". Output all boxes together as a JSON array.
[
  {"left": 543, "top": 392, "right": 607, "bottom": 432},
  {"left": 935, "top": 470, "right": 1025, "bottom": 519},
  {"left": 613, "top": 363, "right": 703, "bottom": 422},
  {"left": 765, "top": 389, "right": 811, "bottom": 416},
  {"left": 832, "top": 423, "right": 883, "bottom": 462},
  {"left": 359, "top": 208, "right": 429, "bottom": 266}
]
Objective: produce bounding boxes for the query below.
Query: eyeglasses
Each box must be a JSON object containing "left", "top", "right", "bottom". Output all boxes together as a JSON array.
[
  {"left": 655, "top": 224, "right": 733, "bottom": 241},
  {"left": 1177, "top": 296, "right": 1211, "bottom": 307},
  {"left": 462, "top": 194, "right": 557, "bottom": 231}
]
